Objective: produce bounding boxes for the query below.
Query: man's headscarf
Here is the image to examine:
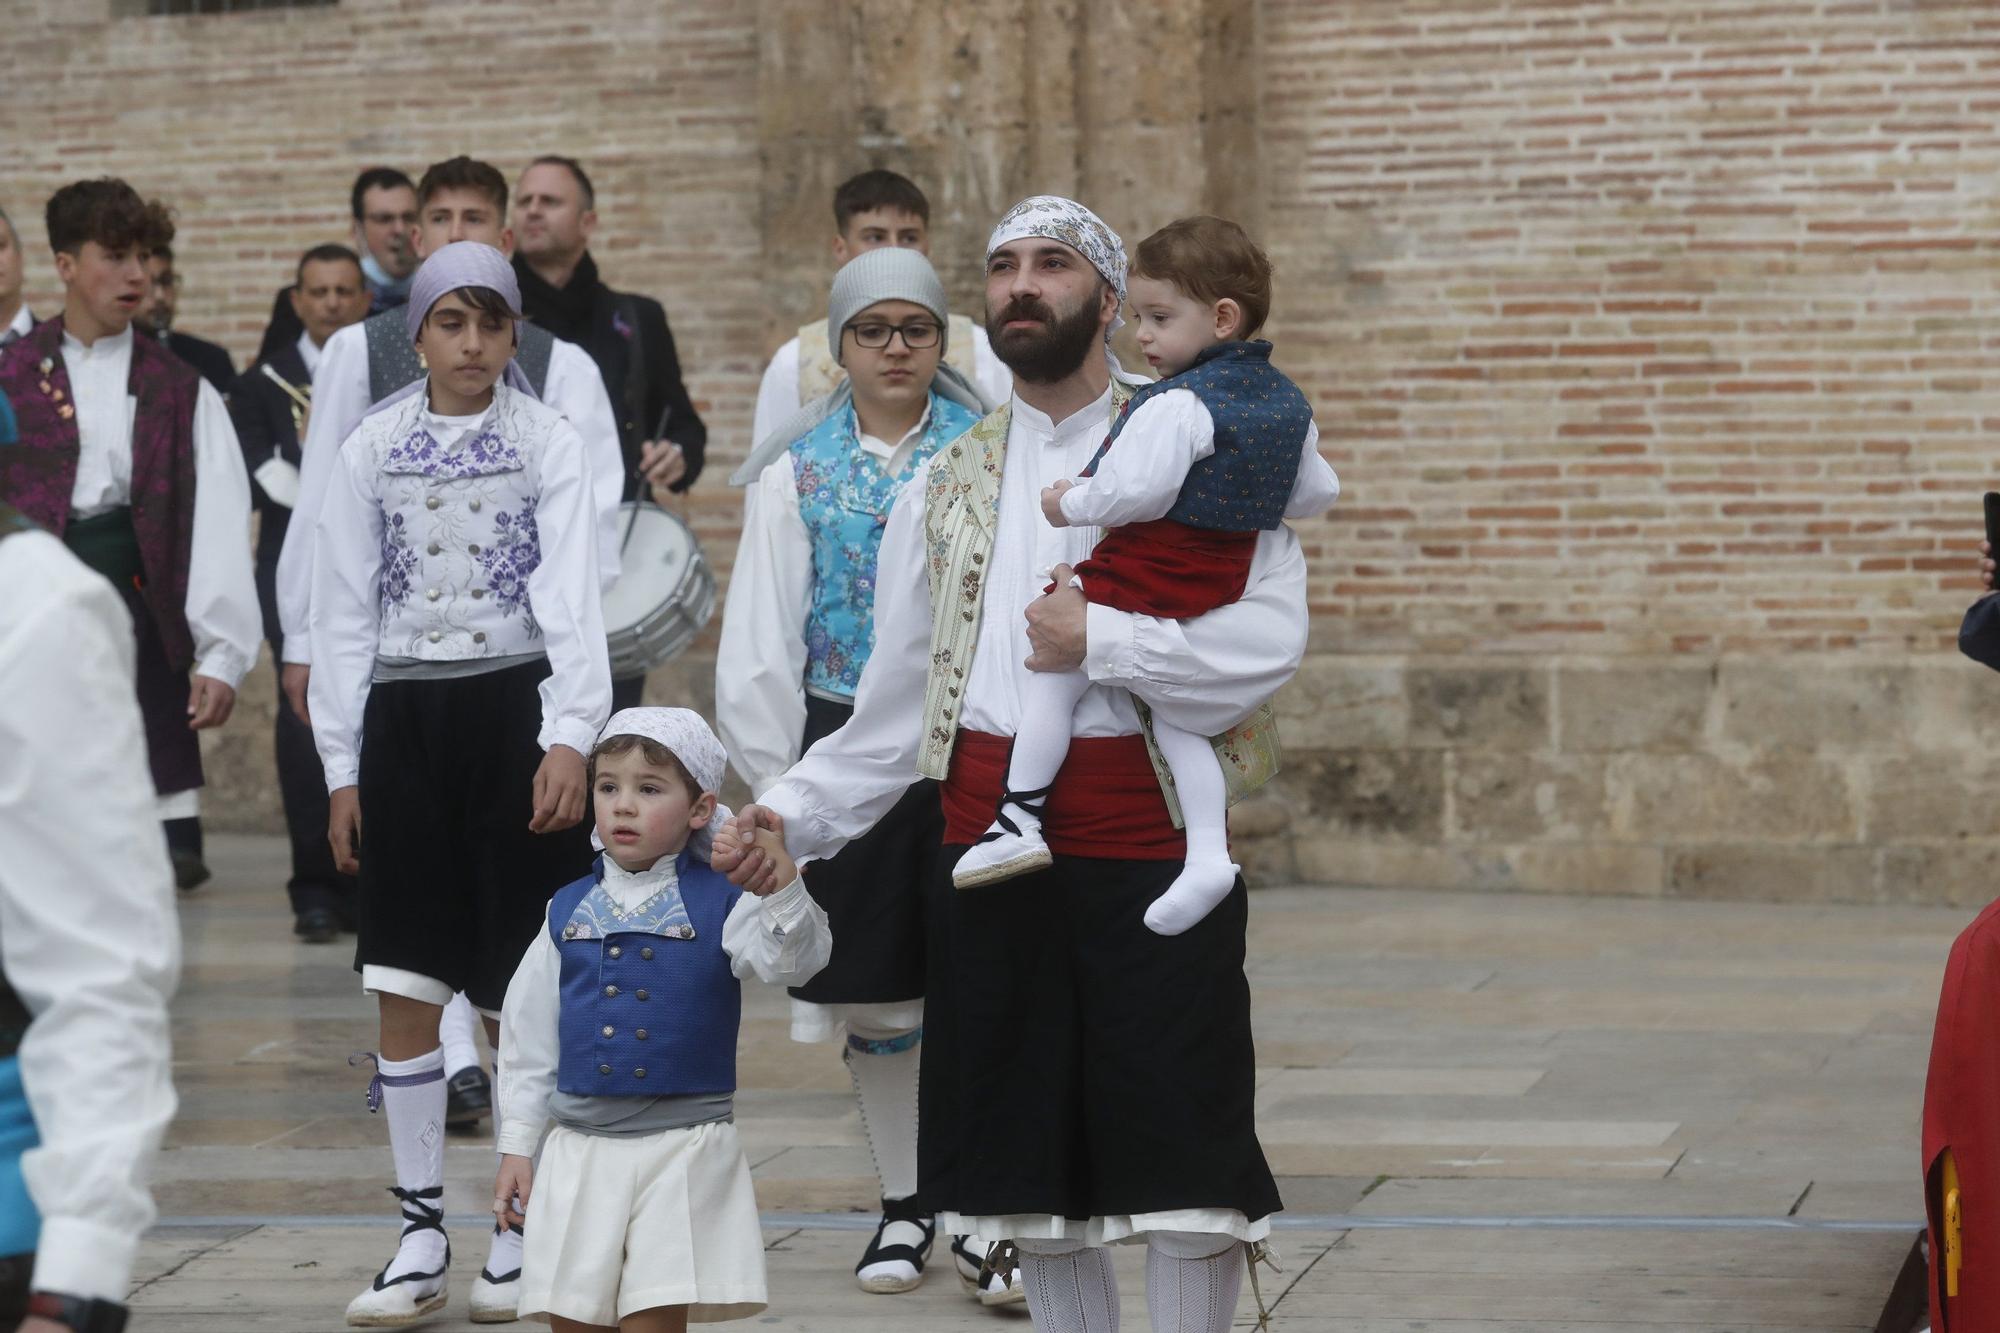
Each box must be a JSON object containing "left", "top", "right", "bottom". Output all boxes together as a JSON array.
[
  {"left": 985, "top": 195, "right": 1128, "bottom": 328},
  {"left": 367, "top": 241, "right": 536, "bottom": 416}
]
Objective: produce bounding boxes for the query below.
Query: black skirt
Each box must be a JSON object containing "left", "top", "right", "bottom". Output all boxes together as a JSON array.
[
  {"left": 915, "top": 848, "right": 1282, "bottom": 1225},
  {"left": 787, "top": 693, "right": 942, "bottom": 1006},
  {"left": 352, "top": 658, "right": 594, "bottom": 1011}
]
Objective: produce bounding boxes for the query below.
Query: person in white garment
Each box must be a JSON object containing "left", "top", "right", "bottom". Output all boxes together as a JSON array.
[
  {"left": 0, "top": 487, "right": 181, "bottom": 1333},
  {"left": 750, "top": 170, "right": 1011, "bottom": 450},
  {"left": 716, "top": 196, "right": 1339, "bottom": 1333},
  {"left": 0, "top": 207, "right": 33, "bottom": 349},
  {"left": 718, "top": 247, "right": 1022, "bottom": 1304},
  {"left": 307, "top": 243, "right": 610, "bottom": 1328},
  {"left": 0, "top": 178, "right": 261, "bottom": 896},
  {"left": 279, "top": 155, "right": 626, "bottom": 1175},
  {"left": 495, "top": 708, "right": 830, "bottom": 1331}
]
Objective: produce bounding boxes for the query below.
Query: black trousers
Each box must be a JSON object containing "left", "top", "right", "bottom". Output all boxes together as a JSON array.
[{"left": 0, "top": 1251, "right": 25, "bottom": 1325}]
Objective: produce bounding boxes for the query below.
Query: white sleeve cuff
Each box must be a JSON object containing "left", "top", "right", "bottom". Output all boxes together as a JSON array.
[
  {"left": 281, "top": 639, "right": 312, "bottom": 667},
  {"left": 31, "top": 1215, "right": 142, "bottom": 1301},
  {"left": 1083, "top": 601, "right": 1136, "bottom": 684},
  {"left": 759, "top": 875, "right": 813, "bottom": 932},
  {"left": 495, "top": 1121, "right": 545, "bottom": 1160},
  {"left": 324, "top": 763, "right": 359, "bottom": 792},
  {"left": 193, "top": 646, "right": 253, "bottom": 691},
  {"left": 542, "top": 718, "right": 600, "bottom": 758}
]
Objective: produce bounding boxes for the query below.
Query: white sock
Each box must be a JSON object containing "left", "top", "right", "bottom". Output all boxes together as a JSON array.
[
  {"left": 1017, "top": 1238, "right": 1119, "bottom": 1332},
  {"left": 484, "top": 1156, "right": 525, "bottom": 1282},
  {"left": 374, "top": 1047, "right": 449, "bottom": 1282},
  {"left": 846, "top": 1023, "right": 927, "bottom": 1261},
  {"left": 439, "top": 993, "right": 483, "bottom": 1079},
  {"left": 1144, "top": 1232, "right": 1242, "bottom": 1333},
  {"left": 1143, "top": 722, "right": 1239, "bottom": 937},
  {"left": 991, "top": 668, "right": 1094, "bottom": 836}
]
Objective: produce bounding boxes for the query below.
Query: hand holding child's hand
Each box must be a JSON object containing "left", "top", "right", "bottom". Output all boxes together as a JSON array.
[
  {"left": 1041, "top": 479, "right": 1075, "bottom": 528},
  {"left": 715, "top": 805, "right": 787, "bottom": 895},
  {"left": 530, "top": 744, "right": 588, "bottom": 833},
  {"left": 494, "top": 1153, "right": 534, "bottom": 1231},
  {"left": 735, "top": 827, "right": 797, "bottom": 896}
]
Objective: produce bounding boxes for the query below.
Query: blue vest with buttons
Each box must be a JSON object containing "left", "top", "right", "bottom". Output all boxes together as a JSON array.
[
  {"left": 549, "top": 852, "right": 741, "bottom": 1098},
  {"left": 791, "top": 393, "right": 979, "bottom": 699},
  {"left": 1085, "top": 340, "right": 1312, "bottom": 533}
]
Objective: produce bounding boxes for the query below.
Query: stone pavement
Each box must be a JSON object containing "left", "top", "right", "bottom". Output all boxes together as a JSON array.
[{"left": 124, "top": 835, "right": 1954, "bottom": 1330}]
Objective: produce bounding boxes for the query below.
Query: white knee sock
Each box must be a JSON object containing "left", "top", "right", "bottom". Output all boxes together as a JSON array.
[
  {"left": 994, "top": 668, "right": 1095, "bottom": 833},
  {"left": 484, "top": 1147, "right": 525, "bottom": 1281},
  {"left": 1143, "top": 721, "right": 1239, "bottom": 937},
  {"left": 373, "top": 1048, "right": 448, "bottom": 1282},
  {"left": 846, "top": 1023, "right": 922, "bottom": 1201},
  {"left": 1016, "top": 1237, "right": 1119, "bottom": 1332},
  {"left": 439, "top": 993, "right": 483, "bottom": 1079},
  {"left": 1144, "top": 1231, "right": 1242, "bottom": 1333}
]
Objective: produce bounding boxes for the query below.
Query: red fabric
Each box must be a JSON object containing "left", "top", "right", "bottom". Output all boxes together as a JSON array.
[
  {"left": 941, "top": 729, "right": 1185, "bottom": 861},
  {"left": 1924, "top": 897, "right": 2000, "bottom": 1332},
  {"left": 1064, "top": 519, "right": 1257, "bottom": 619}
]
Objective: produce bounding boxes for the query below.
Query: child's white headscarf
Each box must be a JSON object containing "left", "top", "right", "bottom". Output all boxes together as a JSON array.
[{"left": 594, "top": 707, "right": 731, "bottom": 864}]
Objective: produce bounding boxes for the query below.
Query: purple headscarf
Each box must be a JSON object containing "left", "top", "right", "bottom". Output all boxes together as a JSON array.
[{"left": 369, "top": 241, "right": 535, "bottom": 415}]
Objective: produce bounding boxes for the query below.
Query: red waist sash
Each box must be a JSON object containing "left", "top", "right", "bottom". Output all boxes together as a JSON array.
[{"left": 941, "top": 729, "right": 1186, "bottom": 861}]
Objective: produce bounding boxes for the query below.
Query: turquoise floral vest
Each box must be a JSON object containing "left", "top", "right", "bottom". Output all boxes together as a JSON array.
[{"left": 792, "top": 393, "right": 979, "bottom": 699}]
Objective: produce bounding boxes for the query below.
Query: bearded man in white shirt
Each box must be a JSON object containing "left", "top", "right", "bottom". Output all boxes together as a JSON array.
[
  {"left": 0, "top": 179, "right": 261, "bottom": 893},
  {"left": 719, "top": 196, "right": 1339, "bottom": 1333}
]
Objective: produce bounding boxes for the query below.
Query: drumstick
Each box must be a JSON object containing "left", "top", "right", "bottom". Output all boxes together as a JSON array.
[{"left": 623, "top": 402, "right": 675, "bottom": 554}]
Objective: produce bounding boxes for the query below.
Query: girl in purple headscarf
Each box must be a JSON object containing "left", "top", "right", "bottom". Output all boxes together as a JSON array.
[{"left": 304, "top": 241, "right": 613, "bottom": 1327}]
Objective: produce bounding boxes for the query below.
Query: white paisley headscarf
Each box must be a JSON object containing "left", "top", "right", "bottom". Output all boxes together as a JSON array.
[{"left": 985, "top": 195, "right": 1129, "bottom": 337}]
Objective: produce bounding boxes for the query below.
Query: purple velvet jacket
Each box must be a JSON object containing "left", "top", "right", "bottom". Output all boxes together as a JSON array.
[{"left": 0, "top": 316, "right": 202, "bottom": 669}]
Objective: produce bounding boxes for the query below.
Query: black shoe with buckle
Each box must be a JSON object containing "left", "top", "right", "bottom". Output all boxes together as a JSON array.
[
  {"left": 294, "top": 908, "right": 341, "bottom": 944},
  {"left": 445, "top": 1066, "right": 491, "bottom": 1131}
]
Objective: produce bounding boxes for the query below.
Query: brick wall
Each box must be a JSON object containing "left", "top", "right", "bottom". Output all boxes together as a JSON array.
[{"left": 7, "top": 0, "right": 1998, "bottom": 903}]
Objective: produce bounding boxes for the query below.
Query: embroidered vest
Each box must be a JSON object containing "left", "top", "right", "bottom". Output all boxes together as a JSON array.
[
  {"left": 364, "top": 307, "right": 555, "bottom": 407},
  {"left": 792, "top": 393, "right": 978, "bottom": 699},
  {"left": 918, "top": 386, "right": 1283, "bottom": 825},
  {"left": 549, "top": 852, "right": 742, "bottom": 1099},
  {"left": 1084, "top": 341, "right": 1311, "bottom": 533},
  {"left": 796, "top": 313, "right": 980, "bottom": 405},
  {"left": 0, "top": 318, "right": 202, "bottom": 669}
]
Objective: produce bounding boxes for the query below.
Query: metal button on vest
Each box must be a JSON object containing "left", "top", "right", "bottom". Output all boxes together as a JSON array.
[
  {"left": 598, "top": 1063, "right": 611, "bottom": 1075},
  {"left": 604, "top": 984, "right": 618, "bottom": 997},
  {"left": 469, "top": 498, "right": 482, "bottom": 512},
  {"left": 426, "top": 588, "right": 440, "bottom": 601},
  {"left": 472, "top": 588, "right": 485, "bottom": 599},
  {"left": 640, "top": 948, "right": 653, "bottom": 960},
  {"left": 468, "top": 544, "right": 481, "bottom": 556},
  {"left": 601, "top": 1025, "right": 614, "bottom": 1037},
  {"left": 608, "top": 946, "right": 622, "bottom": 958},
  {"left": 426, "top": 496, "right": 440, "bottom": 510},
  {"left": 473, "top": 631, "right": 486, "bottom": 644},
  {"left": 426, "top": 542, "right": 440, "bottom": 556},
  {"left": 635, "top": 989, "right": 649, "bottom": 1001},
  {"left": 635, "top": 1029, "right": 648, "bottom": 1040},
  {"left": 427, "top": 631, "right": 441, "bottom": 643},
  {"left": 633, "top": 1067, "right": 646, "bottom": 1079}
]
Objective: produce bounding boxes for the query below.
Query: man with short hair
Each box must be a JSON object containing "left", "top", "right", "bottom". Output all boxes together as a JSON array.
[
  {"left": 277, "top": 155, "right": 624, "bottom": 1325},
  {"left": 254, "top": 167, "right": 422, "bottom": 363},
  {"left": 139, "top": 243, "right": 236, "bottom": 396},
  {"left": 512, "top": 154, "right": 708, "bottom": 709},
  {"left": 230, "top": 243, "right": 370, "bottom": 945},
  {"left": 0, "top": 209, "right": 30, "bottom": 349},
  {"left": 0, "top": 178, "right": 262, "bottom": 897},
  {"left": 751, "top": 169, "right": 1011, "bottom": 447}
]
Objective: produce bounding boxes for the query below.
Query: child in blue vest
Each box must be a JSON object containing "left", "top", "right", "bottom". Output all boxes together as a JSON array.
[
  {"left": 953, "top": 216, "right": 1337, "bottom": 937},
  {"left": 494, "top": 707, "right": 830, "bottom": 1330}
]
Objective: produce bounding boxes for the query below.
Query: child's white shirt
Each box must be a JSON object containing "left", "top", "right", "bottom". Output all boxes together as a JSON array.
[
  {"left": 1056, "top": 388, "right": 1338, "bottom": 529},
  {"left": 494, "top": 853, "right": 831, "bottom": 1157}
]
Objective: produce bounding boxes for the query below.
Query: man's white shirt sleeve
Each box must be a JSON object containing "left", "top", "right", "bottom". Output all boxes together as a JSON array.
[
  {"left": 277, "top": 319, "right": 370, "bottom": 665},
  {"left": 751, "top": 337, "right": 804, "bottom": 450},
  {"left": 186, "top": 380, "right": 263, "bottom": 687},
  {"left": 544, "top": 339, "right": 624, "bottom": 590}
]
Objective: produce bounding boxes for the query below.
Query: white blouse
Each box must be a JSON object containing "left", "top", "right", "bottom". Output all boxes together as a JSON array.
[
  {"left": 306, "top": 383, "right": 610, "bottom": 791},
  {"left": 495, "top": 854, "right": 831, "bottom": 1158},
  {"left": 61, "top": 325, "right": 262, "bottom": 690}
]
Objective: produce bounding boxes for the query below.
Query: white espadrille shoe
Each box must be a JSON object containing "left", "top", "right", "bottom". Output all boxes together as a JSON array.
[
  {"left": 856, "top": 1199, "right": 936, "bottom": 1294},
  {"left": 952, "top": 787, "right": 1053, "bottom": 889},
  {"left": 469, "top": 1221, "right": 523, "bottom": 1322},
  {"left": 345, "top": 1187, "right": 450, "bottom": 1327}
]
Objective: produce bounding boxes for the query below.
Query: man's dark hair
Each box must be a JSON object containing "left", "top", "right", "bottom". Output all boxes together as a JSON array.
[
  {"left": 527, "top": 155, "right": 595, "bottom": 211},
  {"left": 151, "top": 241, "right": 174, "bottom": 265},
  {"left": 296, "top": 242, "right": 363, "bottom": 287},
  {"left": 45, "top": 179, "right": 174, "bottom": 257},
  {"left": 416, "top": 157, "right": 508, "bottom": 216},
  {"left": 349, "top": 167, "right": 416, "bottom": 222},
  {"left": 832, "top": 170, "right": 929, "bottom": 232}
]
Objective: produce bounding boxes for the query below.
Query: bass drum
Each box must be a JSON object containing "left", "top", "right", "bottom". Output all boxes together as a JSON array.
[{"left": 602, "top": 502, "right": 716, "bottom": 678}]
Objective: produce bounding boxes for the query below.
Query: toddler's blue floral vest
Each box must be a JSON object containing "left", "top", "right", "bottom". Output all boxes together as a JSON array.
[{"left": 791, "top": 392, "right": 978, "bottom": 698}]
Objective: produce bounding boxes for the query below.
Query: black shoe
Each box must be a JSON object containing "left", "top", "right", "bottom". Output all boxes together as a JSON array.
[
  {"left": 855, "top": 1196, "right": 935, "bottom": 1294},
  {"left": 293, "top": 908, "right": 341, "bottom": 944},
  {"left": 170, "top": 850, "right": 211, "bottom": 892},
  {"left": 446, "top": 1066, "right": 492, "bottom": 1130}
]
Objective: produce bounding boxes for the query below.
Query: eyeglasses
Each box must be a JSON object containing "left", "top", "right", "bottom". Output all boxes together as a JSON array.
[{"left": 846, "top": 319, "right": 940, "bottom": 350}]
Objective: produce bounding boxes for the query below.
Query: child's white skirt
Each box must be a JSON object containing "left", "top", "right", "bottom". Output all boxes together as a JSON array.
[{"left": 518, "top": 1119, "right": 768, "bottom": 1325}]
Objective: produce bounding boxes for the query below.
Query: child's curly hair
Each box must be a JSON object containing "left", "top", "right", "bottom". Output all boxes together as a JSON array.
[{"left": 588, "top": 734, "right": 702, "bottom": 802}]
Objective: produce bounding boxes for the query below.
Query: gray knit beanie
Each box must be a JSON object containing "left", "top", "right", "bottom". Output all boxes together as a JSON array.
[{"left": 827, "top": 248, "right": 950, "bottom": 366}]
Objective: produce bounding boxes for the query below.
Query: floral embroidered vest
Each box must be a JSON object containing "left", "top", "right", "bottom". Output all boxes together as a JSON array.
[
  {"left": 796, "top": 314, "right": 980, "bottom": 405},
  {"left": 792, "top": 393, "right": 979, "bottom": 699},
  {"left": 918, "top": 385, "right": 1283, "bottom": 827},
  {"left": 0, "top": 318, "right": 202, "bottom": 669}
]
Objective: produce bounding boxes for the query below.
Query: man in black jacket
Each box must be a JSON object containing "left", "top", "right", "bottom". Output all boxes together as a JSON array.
[
  {"left": 252, "top": 167, "right": 420, "bottom": 365},
  {"left": 139, "top": 243, "right": 235, "bottom": 396},
  {"left": 512, "top": 156, "right": 707, "bottom": 501},
  {"left": 230, "top": 243, "right": 370, "bottom": 943}
]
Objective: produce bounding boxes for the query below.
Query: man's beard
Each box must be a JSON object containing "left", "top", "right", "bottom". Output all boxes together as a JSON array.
[{"left": 986, "top": 290, "right": 1104, "bottom": 384}]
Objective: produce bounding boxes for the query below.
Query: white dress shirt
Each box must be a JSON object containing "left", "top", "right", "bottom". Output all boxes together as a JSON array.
[
  {"left": 714, "top": 410, "right": 935, "bottom": 795},
  {"left": 495, "top": 854, "right": 830, "bottom": 1158},
  {"left": 277, "top": 318, "right": 624, "bottom": 665},
  {"left": 306, "top": 383, "right": 611, "bottom": 791},
  {"left": 760, "top": 382, "right": 1339, "bottom": 866},
  {"left": 751, "top": 323, "right": 1013, "bottom": 449},
  {"left": 295, "top": 329, "right": 322, "bottom": 378},
  {"left": 1058, "top": 388, "right": 1337, "bottom": 528},
  {"left": 0, "top": 529, "right": 180, "bottom": 1300},
  {"left": 62, "top": 325, "right": 262, "bottom": 693},
  {"left": 1, "top": 306, "right": 31, "bottom": 345}
]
